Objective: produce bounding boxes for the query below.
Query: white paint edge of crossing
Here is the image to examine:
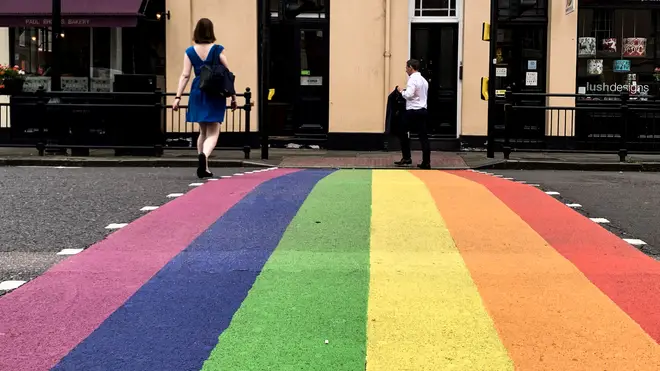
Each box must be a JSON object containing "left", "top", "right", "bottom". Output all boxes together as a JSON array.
[
  {"left": 105, "top": 223, "right": 128, "bottom": 230},
  {"left": 566, "top": 203, "right": 582, "bottom": 208},
  {"left": 623, "top": 238, "right": 647, "bottom": 246},
  {"left": 167, "top": 193, "right": 184, "bottom": 198},
  {"left": 57, "top": 248, "right": 84, "bottom": 256},
  {"left": 140, "top": 206, "right": 159, "bottom": 212},
  {"left": 0, "top": 280, "right": 27, "bottom": 291},
  {"left": 590, "top": 218, "right": 610, "bottom": 224}
]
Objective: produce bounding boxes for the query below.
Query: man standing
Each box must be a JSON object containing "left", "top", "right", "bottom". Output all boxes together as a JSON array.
[{"left": 395, "top": 59, "right": 431, "bottom": 169}]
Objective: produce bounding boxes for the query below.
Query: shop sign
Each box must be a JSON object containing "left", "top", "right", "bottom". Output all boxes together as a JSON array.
[
  {"left": 300, "top": 76, "right": 322, "bottom": 86},
  {"left": 566, "top": 0, "right": 575, "bottom": 15},
  {"left": 23, "top": 18, "right": 92, "bottom": 26},
  {"left": 585, "top": 82, "right": 650, "bottom": 94}
]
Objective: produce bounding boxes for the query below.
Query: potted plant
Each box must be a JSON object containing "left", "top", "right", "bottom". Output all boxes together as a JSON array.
[{"left": 0, "top": 65, "right": 26, "bottom": 94}]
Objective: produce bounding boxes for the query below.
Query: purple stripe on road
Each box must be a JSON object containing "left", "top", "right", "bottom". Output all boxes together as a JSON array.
[{"left": 0, "top": 169, "right": 298, "bottom": 371}]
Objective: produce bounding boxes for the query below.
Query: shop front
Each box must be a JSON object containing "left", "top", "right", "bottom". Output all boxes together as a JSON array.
[
  {"left": 0, "top": 0, "right": 166, "bottom": 93},
  {"left": 574, "top": 0, "right": 660, "bottom": 149}
]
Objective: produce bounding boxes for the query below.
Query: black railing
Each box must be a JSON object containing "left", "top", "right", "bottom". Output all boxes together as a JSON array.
[
  {"left": 500, "top": 88, "right": 660, "bottom": 162},
  {"left": 0, "top": 88, "right": 253, "bottom": 159}
]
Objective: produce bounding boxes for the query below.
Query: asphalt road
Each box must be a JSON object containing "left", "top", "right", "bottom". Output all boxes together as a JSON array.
[
  {"left": 0, "top": 166, "right": 246, "bottom": 287},
  {"left": 493, "top": 170, "right": 660, "bottom": 259}
]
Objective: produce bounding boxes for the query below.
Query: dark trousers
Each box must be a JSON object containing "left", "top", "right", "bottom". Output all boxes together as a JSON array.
[{"left": 398, "top": 108, "right": 430, "bottom": 165}]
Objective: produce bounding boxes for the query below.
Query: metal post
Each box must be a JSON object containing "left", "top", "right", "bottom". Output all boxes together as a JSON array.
[
  {"left": 243, "top": 87, "right": 252, "bottom": 159},
  {"left": 503, "top": 87, "right": 513, "bottom": 160},
  {"left": 619, "top": 91, "right": 629, "bottom": 162},
  {"left": 486, "top": 0, "right": 498, "bottom": 158},
  {"left": 51, "top": 0, "right": 62, "bottom": 91},
  {"left": 258, "top": 0, "right": 270, "bottom": 160}
]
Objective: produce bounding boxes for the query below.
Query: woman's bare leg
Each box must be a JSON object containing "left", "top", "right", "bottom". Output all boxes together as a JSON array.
[
  {"left": 197, "top": 123, "right": 207, "bottom": 154},
  {"left": 202, "top": 122, "right": 220, "bottom": 171}
]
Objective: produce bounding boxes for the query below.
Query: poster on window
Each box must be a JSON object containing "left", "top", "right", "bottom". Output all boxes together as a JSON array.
[{"left": 566, "top": 0, "right": 575, "bottom": 15}]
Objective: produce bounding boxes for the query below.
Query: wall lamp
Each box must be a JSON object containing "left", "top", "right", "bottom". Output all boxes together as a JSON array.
[{"left": 156, "top": 10, "right": 171, "bottom": 20}]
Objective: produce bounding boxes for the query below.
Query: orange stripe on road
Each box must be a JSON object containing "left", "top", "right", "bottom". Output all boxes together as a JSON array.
[{"left": 414, "top": 170, "right": 660, "bottom": 370}]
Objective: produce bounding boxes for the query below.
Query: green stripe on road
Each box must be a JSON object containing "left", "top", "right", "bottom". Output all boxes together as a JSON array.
[{"left": 202, "top": 170, "right": 372, "bottom": 371}]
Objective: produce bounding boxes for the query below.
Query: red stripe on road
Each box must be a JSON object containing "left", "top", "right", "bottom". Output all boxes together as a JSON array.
[
  {"left": 454, "top": 171, "right": 660, "bottom": 343},
  {"left": 0, "top": 169, "right": 298, "bottom": 371}
]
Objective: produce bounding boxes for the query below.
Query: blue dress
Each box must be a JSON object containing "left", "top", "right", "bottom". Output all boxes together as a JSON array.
[{"left": 185, "top": 44, "right": 227, "bottom": 123}]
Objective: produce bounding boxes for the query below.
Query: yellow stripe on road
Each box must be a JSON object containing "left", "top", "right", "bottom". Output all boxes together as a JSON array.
[{"left": 366, "top": 170, "right": 513, "bottom": 371}]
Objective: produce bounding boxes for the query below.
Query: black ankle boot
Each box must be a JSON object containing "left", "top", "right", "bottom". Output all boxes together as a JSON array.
[{"left": 197, "top": 154, "right": 206, "bottom": 178}]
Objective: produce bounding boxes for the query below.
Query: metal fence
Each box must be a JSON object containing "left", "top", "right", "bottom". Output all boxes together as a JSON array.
[
  {"left": 0, "top": 88, "right": 253, "bottom": 159},
  {"left": 499, "top": 89, "right": 660, "bottom": 161}
]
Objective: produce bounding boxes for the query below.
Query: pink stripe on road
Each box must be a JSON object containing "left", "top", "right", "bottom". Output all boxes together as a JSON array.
[{"left": 0, "top": 169, "right": 297, "bottom": 371}]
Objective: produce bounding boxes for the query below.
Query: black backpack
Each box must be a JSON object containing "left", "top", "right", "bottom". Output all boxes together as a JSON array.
[{"left": 198, "top": 45, "right": 236, "bottom": 97}]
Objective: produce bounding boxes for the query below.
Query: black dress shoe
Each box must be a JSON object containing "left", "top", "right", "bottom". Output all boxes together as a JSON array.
[
  {"left": 197, "top": 154, "right": 213, "bottom": 179},
  {"left": 197, "top": 153, "right": 206, "bottom": 178},
  {"left": 417, "top": 163, "right": 431, "bottom": 170},
  {"left": 394, "top": 158, "right": 412, "bottom": 166}
]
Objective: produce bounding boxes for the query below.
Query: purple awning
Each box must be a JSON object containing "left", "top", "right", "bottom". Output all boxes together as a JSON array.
[{"left": 0, "top": 0, "right": 145, "bottom": 27}]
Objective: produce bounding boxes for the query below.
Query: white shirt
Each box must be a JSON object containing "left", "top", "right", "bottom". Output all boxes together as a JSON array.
[{"left": 401, "top": 72, "right": 428, "bottom": 110}]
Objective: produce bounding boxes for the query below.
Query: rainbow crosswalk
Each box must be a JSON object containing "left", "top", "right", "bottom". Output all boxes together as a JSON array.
[{"left": 0, "top": 169, "right": 659, "bottom": 370}]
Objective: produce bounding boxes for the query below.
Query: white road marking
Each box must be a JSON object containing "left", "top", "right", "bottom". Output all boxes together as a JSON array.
[
  {"left": 207, "top": 178, "right": 219, "bottom": 181},
  {"left": 105, "top": 223, "right": 128, "bottom": 229},
  {"left": 140, "top": 206, "right": 159, "bottom": 211},
  {"left": 623, "top": 238, "right": 647, "bottom": 246},
  {"left": 528, "top": 184, "right": 540, "bottom": 187},
  {"left": 234, "top": 173, "right": 245, "bottom": 176},
  {"left": 566, "top": 203, "right": 582, "bottom": 208},
  {"left": 53, "top": 166, "right": 81, "bottom": 169},
  {"left": 167, "top": 193, "right": 184, "bottom": 198},
  {"left": 503, "top": 177, "right": 514, "bottom": 180},
  {"left": 189, "top": 183, "right": 204, "bottom": 187},
  {"left": 545, "top": 191, "right": 560, "bottom": 195},
  {"left": 57, "top": 248, "right": 84, "bottom": 255},
  {"left": 516, "top": 180, "right": 527, "bottom": 184},
  {"left": 0, "top": 280, "right": 27, "bottom": 291},
  {"left": 220, "top": 176, "right": 232, "bottom": 179},
  {"left": 493, "top": 174, "right": 504, "bottom": 177},
  {"left": 590, "top": 218, "right": 610, "bottom": 224}
]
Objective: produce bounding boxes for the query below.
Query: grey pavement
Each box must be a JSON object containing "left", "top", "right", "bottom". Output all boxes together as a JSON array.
[
  {"left": 492, "top": 170, "right": 660, "bottom": 259},
  {"left": 461, "top": 151, "right": 660, "bottom": 171},
  {"left": 6, "top": 145, "right": 660, "bottom": 170},
  {"left": 0, "top": 166, "right": 246, "bottom": 288}
]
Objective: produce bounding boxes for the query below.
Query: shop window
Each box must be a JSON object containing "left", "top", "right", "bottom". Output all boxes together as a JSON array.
[
  {"left": 8, "top": 0, "right": 166, "bottom": 92},
  {"left": 497, "top": 0, "right": 547, "bottom": 20},
  {"left": 577, "top": 9, "right": 658, "bottom": 100},
  {"left": 414, "top": 0, "right": 457, "bottom": 17},
  {"left": 271, "top": 0, "right": 327, "bottom": 19}
]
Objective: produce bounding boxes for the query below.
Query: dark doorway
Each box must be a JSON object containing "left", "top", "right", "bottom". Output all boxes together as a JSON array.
[
  {"left": 493, "top": 25, "right": 548, "bottom": 142},
  {"left": 267, "top": 1, "right": 330, "bottom": 139},
  {"left": 410, "top": 23, "right": 459, "bottom": 137}
]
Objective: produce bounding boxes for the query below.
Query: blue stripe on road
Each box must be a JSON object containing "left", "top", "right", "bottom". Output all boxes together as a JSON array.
[{"left": 52, "top": 169, "right": 333, "bottom": 371}]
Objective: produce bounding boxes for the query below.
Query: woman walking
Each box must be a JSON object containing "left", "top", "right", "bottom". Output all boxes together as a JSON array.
[{"left": 173, "top": 18, "right": 237, "bottom": 178}]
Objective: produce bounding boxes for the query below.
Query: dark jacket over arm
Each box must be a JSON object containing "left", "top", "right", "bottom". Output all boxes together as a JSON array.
[{"left": 385, "top": 87, "right": 406, "bottom": 135}]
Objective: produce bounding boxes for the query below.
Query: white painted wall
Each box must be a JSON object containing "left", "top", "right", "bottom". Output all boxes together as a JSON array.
[{"left": 0, "top": 27, "right": 10, "bottom": 128}]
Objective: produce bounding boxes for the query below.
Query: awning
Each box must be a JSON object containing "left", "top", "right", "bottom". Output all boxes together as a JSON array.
[{"left": 0, "top": 0, "right": 145, "bottom": 28}]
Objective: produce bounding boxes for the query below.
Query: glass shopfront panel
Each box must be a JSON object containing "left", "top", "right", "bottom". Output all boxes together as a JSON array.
[
  {"left": 577, "top": 9, "right": 659, "bottom": 100},
  {"left": 8, "top": 0, "right": 166, "bottom": 93}
]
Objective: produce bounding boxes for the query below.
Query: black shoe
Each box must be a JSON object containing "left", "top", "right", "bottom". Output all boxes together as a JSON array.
[
  {"left": 394, "top": 158, "right": 412, "bottom": 166},
  {"left": 417, "top": 163, "right": 431, "bottom": 170},
  {"left": 197, "top": 154, "right": 213, "bottom": 179}
]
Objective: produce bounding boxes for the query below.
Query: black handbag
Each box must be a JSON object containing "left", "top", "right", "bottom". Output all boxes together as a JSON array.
[{"left": 198, "top": 45, "right": 236, "bottom": 97}]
